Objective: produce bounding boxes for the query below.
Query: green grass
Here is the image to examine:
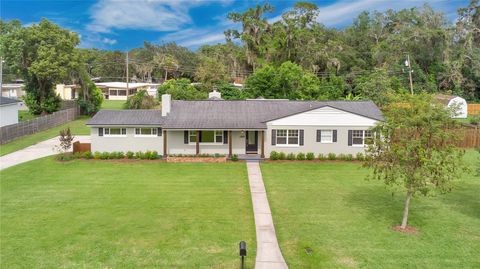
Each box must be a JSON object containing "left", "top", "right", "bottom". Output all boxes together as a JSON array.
[
  {"left": 0, "top": 159, "right": 256, "bottom": 268},
  {"left": 0, "top": 116, "right": 90, "bottom": 156},
  {"left": 261, "top": 151, "right": 480, "bottom": 269},
  {"left": 102, "top": 100, "right": 126, "bottom": 110},
  {"left": 18, "top": 110, "right": 38, "bottom": 122}
]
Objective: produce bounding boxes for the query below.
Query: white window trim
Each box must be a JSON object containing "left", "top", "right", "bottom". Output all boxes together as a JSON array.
[
  {"left": 319, "top": 130, "right": 333, "bottom": 144},
  {"left": 104, "top": 128, "right": 127, "bottom": 137},
  {"left": 351, "top": 130, "right": 372, "bottom": 147},
  {"left": 188, "top": 130, "right": 224, "bottom": 145},
  {"left": 276, "top": 129, "right": 300, "bottom": 146},
  {"left": 134, "top": 128, "right": 158, "bottom": 137}
]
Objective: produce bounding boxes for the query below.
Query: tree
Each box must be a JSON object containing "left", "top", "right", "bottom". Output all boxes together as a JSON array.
[
  {"left": 58, "top": 127, "right": 74, "bottom": 153},
  {"left": 124, "top": 90, "right": 158, "bottom": 109},
  {"left": 354, "top": 69, "right": 404, "bottom": 106},
  {"left": 364, "top": 93, "right": 465, "bottom": 230},
  {"left": 194, "top": 57, "right": 230, "bottom": 90},
  {"left": 158, "top": 79, "right": 207, "bottom": 100},
  {"left": 218, "top": 84, "right": 245, "bottom": 100},
  {"left": 244, "top": 65, "right": 278, "bottom": 98},
  {"left": 0, "top": 19, "right": 80, "bottom": 114}
]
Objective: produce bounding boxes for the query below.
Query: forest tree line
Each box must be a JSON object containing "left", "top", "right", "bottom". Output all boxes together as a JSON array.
[{"left": 0, "top": 0, "right": 479, "bottom": 114}]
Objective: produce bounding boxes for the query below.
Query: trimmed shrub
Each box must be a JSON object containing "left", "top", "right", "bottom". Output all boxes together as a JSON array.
[
  {"left": 56, "top": 153, "right": 74, "bottom": 161},
  {"left": 135, "top": 151, "right": 144, "bottom": 159},
  {"left": 297, "top": 152, "right": 306, "bottom": 160},
  {"left": 318, "top": 153, "right": 326, "bottom": 160},
  {"left": 344, "top": 154, "right": 353, "bottom": 161},
  {"left": 117, "top": 151, "right": 125, "bottom": 159},
  {"left": 270, "top": 151, "right": 279, "bottom": 160},
  {"left": 109, "top": 152, "right": 118, "bottom": 159},
  {"left": 73, "top": 152, "right": 82, "bottom": 159},
  {"left": 337, "top": 154, "right": 346, "bottom": 160},
  {"left": 231, "top": 154, "right": 239, "bottom": 161},
  {"left": 150, "top": 151, "right": 159, "bottom": 160},
  {"left": 278, "top": 152, "right": 286, "bottom": 160},
  {"left": 100, "top": 152, "right": 110, "bottom": 160},
  {"left": 83, "top": 151, "right": 93, "bottom": 159},
  {"left": 306, "top": 152, "right": 315, "bottom": 160},
  {"left": 126, "top": 151, "right": 134, "bottom": 159},
  {"left": 327, "top": 153, "right": 336, "bottom": 160},
  {"left": 355, "top": 152, "right": 365, "bottom": 161},
  {"left": 93, "top": 151, "right": 102, "bottom": 159},
  {"left": 286, "top": 153, "right": 296, "bottom": 160}
]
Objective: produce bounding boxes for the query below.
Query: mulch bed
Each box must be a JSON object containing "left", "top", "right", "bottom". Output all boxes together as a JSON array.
[
  {"left": 392, "top": 225, "right": 418, "bottom": 234},
  {"left": 166, "top": 157, "right": 227, "bottom": 163}
]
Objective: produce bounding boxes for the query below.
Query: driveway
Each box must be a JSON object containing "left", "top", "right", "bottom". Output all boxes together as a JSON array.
[{"left": 0, "top": 135, "right": 90, "bottom": 170}]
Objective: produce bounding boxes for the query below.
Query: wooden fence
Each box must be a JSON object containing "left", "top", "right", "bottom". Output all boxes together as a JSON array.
[
  {"left": 457, "top": 127, "right": 480, "bottom": 148},
  {"left": 72, "top": 141, "right": 91, "bottom": 153},
  {"left": 468, "top": 104, "right": 480, "bottom": 115},
  {"left": 0, "top": 104, "right": 80, "bottom": 144}
]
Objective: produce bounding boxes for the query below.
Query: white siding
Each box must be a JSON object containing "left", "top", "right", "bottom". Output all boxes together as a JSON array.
[
  {"left": 0, "top": 104, "right": 19, "bottom": 127},
  {"left": 269, "top": 106, "right": 378, "bottom": 126},
  {"left": 91, "top": 127, "right": 163, "bottom": 153}
]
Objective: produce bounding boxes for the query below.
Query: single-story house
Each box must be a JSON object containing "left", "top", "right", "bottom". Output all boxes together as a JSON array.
[
  {"left": 435, "top": 94, "right": 468, "bottom": 118},
  {"left": 55, "top": 84, "right": 80, "bottom": 100},
  {"left": 1, "top": 83, "right": 25, "bottom": 99},
  {"left": 95, "top": 82, "right": 160, "bottom": 100},
  {"left": 0, "top": 96, "right": 20, "bottom": 127},
  {"left": 87, "top": 92, "right": 383, "bottom": 158}
]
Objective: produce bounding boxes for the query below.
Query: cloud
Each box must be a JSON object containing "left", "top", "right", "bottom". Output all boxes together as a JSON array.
[
  {"left": 315, "top": 0, "right": 456, "bottom": 27},
  {"left": 161, "top": 28, "right": 227, "bottom": 48},
  {"left": 87, "top": 0, "right": 232, "bottom": 33},
  {"left": 102, "top": 37, "right": 117, "bottom": 45}
]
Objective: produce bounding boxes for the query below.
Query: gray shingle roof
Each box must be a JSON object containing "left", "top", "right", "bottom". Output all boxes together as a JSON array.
[
  {"left": 86, "top": 110, "right": 165, "bottom": 125},
  {"left": 86, "top": 100, "right": 383, "bottom": 128},
  {"left": 0, "top": 96, "right": 20, "bottom": 106},
  {"left": 163, "top": 100, "right": 383, "bottom": 129}
]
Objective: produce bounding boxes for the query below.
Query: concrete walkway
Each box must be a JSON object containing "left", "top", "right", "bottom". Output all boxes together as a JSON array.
[
  {"left": 0, "top": 135, "right": 90, "bottom": 170},
  {"left": 247, "top": 161, "right": 288, "bottom": 269}
]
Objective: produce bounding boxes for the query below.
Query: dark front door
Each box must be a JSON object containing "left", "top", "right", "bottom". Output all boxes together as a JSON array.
[{"left": 246, "top": 131, "right": 258, "bottom": 153}]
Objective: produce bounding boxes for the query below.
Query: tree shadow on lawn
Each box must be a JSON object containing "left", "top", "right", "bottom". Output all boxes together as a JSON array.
[
  {"left": 439, "top": 182, "right": 480, "bottom": 220},
  {"left": 343, "top": 185, "right": 440, "bottom": 229}
]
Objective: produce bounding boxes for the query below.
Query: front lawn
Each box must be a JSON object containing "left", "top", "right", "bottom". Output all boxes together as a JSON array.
[
  {"left": 261, "top": 151, "right": 480, "bottom": 269},
  {"left": 101, "top": 100, "right": 126, "bottom": 110},
  {"left": 0, "top": 116, "right": 91, "bottom": 156},
  {"left": 0, "top": 159, "right": 256, "bottom": 268}
]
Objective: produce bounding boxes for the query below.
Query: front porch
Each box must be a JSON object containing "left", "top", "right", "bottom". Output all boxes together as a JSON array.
[{"left": 162, "top": 129, "right": 266, "bottom": 158}]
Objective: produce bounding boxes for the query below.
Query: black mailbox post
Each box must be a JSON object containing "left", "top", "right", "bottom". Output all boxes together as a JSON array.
[{"left": 239, "top": 241, "right": 247, "bottom": 269}]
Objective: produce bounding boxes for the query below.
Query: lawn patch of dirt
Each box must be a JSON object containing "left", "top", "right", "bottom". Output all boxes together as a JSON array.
[{"left": 393, "top": 225, "right": 418, "bottom": 234}]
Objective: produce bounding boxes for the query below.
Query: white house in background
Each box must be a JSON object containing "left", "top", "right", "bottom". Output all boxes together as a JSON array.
[
  {"left": 95, "top": 82, "right": 160, "bottom": 100},
  {"left": 55, "top": 84, "right": 80, "bottom": 100},
  {"left": 436, "top": 94, "right": 468, "bottom": 118},
  {"left": 1, "top": 83, "right": 25, "bottom": 99},
  {"left": 0, "top": 97, "right": 20, "bottom": 127}
]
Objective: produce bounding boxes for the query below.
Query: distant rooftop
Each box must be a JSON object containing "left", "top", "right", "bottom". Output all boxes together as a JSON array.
[{"left": 95, "top": 82, "right": 160, "bottom": 89}]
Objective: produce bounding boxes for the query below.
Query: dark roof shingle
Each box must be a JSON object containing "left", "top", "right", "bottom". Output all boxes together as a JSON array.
[
  {"left": 0, "top": 96, "right": 20, "bottom": 106},
  {"left": 87, "top": 110, "right": 165, "bottom": 125}
]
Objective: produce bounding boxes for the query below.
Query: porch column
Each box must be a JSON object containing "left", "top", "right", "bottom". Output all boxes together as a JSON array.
[
  {"left": 163, "top": 130, "right": 167, "bottom": 157},
  {"left": 196, "top": 130, "right": 200, "bottom": 155},
  {"left": 261, "top": 130, "right": 265, "bottom": 158},
  {"left": 228, "top": 131, "right": 232, "bottom": 158}
]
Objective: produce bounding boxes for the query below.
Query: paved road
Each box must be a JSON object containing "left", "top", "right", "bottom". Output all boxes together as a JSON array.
[
  {"left": 246, "top": 161, "right": 288, "bottom": 269},
  {"left": 0, "top": 135, "right": 90, "bottom": 170}
]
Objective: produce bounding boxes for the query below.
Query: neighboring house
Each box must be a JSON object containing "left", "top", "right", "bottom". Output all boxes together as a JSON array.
[
  {"left": 1, "top": 83, "right": 25, "bottom": 99},
  {"left": 0, "top": 97, "right": 20, "bottom": 127},
  {"left": 87, "top": 92, "right": 383, "bottom": 158},
  {"left": 55, "top": 84, "right": 80, "bottom": 100},
  {"left": 435, "top": 94, "right": 468, "bottom": 118},
  {"left": 95, "top": 82, "right": 160, "bottom": 100}
]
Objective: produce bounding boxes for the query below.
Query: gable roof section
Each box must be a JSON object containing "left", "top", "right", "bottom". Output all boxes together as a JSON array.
[
  {"left": 0, "top": 96, "right": 20, "bottom": 106},
  {"left": 87, "top": 110, "right": 165, "bottom": 126},
  {"left": 162, "top": 100, "right": 383, "bottom": 129}
]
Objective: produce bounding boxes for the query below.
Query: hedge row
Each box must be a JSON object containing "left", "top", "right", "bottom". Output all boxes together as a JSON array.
[
  {"left": 269, "top": 151, "right": 366, "bottom": 161},
  {"left": 57, "top": 151, "right": 161, "bottom": 161},
  {"left": 168, "top": 153, "right": 226, "bottom": 158}
]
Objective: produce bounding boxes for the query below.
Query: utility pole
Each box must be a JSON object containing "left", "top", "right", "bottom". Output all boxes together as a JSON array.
[
  {"left": 126, "top": 51, "right": 129, "bottom": 95},
  {"left": 405, "top": 54, "right": 414, "bottom": 95},
  {"left": 0, "top": 57, "right": 4, "bottom": 94}
]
